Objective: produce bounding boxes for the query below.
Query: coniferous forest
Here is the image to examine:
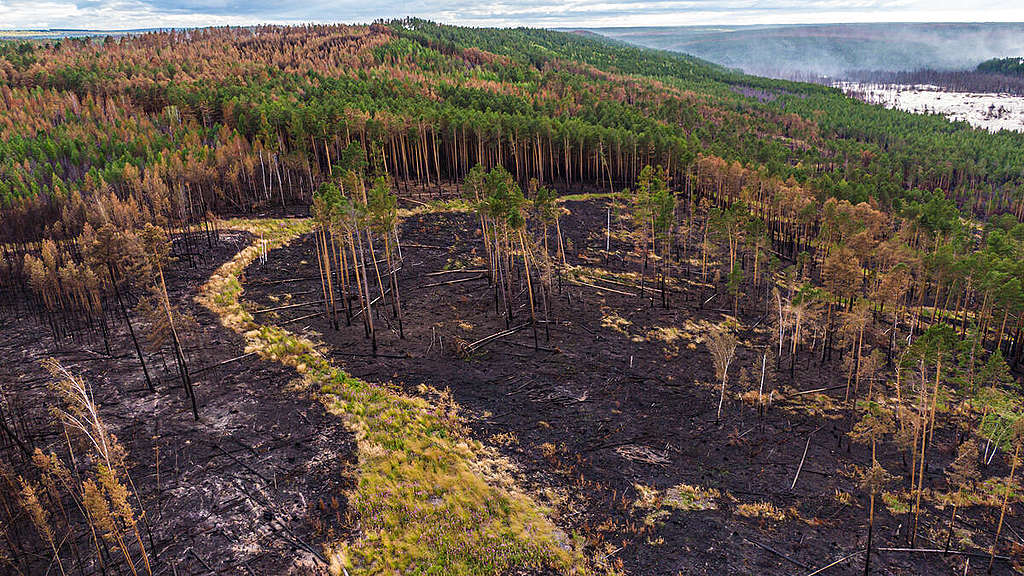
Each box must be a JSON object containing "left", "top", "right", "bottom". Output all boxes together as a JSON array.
[{"left": 4, "top": 19, "right": 1024, "bottom": 576}]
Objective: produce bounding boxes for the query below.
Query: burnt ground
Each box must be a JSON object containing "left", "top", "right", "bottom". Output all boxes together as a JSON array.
[
  {"left": 242, "top": 199, "right": 1022, "bottom": 576},
  {"left": 0, "top": 230, "right": 355, "bottom": 576}
]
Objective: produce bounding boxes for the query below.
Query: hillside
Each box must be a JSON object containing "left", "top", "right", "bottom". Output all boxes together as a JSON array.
[
  {"left": 590, "top": 23, "right": 1024, "bottom": 78},
  {"left": 2, "top": 20, "right": 1023, "bottom": 224},
  {"left": 2, "top": 19, "right": 1024, "bottom": 576}
]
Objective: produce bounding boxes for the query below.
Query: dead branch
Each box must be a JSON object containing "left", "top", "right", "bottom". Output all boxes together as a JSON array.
[
  {"left": 424, "top": 269, "right": 487, "bottom": 277},
  {"left": 566, "top": 279, "right": 636, "bottom": 297},
  {"left": 465, "top": 324, "right": 529, "bottom": 353},
  {"left": 790, "top": 427, "right": 821, "bottom": 490},
  {"left": 798, "top": 550, "right": 864, "bottom": 576},
  {"left": 191, "top": 351, "right": 259, "bottom": 375},
  {"left": 876, "top": 547, "right": 1009, "bottom": 561},
  {"left": 420, "top": 274, "right": 487, "bottom": 289},
  {"left": 739, "top": 534, "right": 809, "bottom": 569},
  {"left": 252, "top": 300, "right": 324, "bottom": 314}
]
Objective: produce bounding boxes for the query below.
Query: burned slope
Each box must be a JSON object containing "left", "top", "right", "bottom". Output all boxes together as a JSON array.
[
  {"left": 0, "top": 231, "right": 355, "bottom": 575},
  {"left": 240, "top": 201, "right": 1020, "bottom": 576}
]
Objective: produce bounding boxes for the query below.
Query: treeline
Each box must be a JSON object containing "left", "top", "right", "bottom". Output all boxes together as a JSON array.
[
  {"left": 845, "top": 68, "right": 1024, "bottom": 96},
  {"left": 677, "top": 152, "right": 1024, "bottom": 371},
  {"left": 394, "top": 19, "right": 1024, "bottom": 210},
  {"left": 977, "top": 57, "right": 1024, "bottom": 78},
  {"left": 0, "top": 23, "right": 700, "bottom": 242},
  {"left": 3, "top": 21, "right": 1024, "bottom": 372},
  {"left": 2, "top": 21, "right": 1024, "bottom": 243}
]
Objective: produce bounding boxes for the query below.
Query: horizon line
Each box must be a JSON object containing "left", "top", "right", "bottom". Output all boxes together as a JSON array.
[{"left": 5, "top": 20, "right": 1024, "bottom": 34}]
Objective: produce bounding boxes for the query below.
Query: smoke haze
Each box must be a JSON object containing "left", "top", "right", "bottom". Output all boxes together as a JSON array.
[{"left": 589, "top": 23, "right": 1024, "bottom": 78}]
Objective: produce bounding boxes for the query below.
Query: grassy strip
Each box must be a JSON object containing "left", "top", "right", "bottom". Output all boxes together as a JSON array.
[
  {"left": 397, "top": 197, "right": 474, "bottom": 218},
  {"left": 557, "top": 192, "right": 624, "bottom": 203},
  {"left": 198, "top": 217, "right": 591, "bottom": 575}
]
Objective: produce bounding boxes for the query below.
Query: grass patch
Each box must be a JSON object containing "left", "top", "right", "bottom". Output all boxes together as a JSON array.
[
  {"left": 599, "top": 308, "right": 631, "bottom": 335},
  {"left": 735, "top": 501, "right": 787, "bottom": 522},
  {"left": 647, "top": 326, "right": 685, "bottom": 344},
  {"left": 882, "top": 491, "right": 910, "bottom": 515},
  {"left": 198, "top": 218, "right": 593, "bottom": 576},
  {"left": 631, "top": 482, "right": 721, "bottom": 526},
  {"left": 397, "top": 197, "right": 474, "bottom": 218},
  {"left": 557, "top": 192, "right": 624, "bottom": 203},
  {"left": 664, "top": 484, "right": 720, "bottom": 511}
]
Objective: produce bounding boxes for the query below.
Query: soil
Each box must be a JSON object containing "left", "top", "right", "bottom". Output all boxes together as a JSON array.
[
  {"left": 240, "top": 199, "right": 1021, "bottom": 576},
  {"left": 0, "top": 230, "right": 356, "bottom": 576}
]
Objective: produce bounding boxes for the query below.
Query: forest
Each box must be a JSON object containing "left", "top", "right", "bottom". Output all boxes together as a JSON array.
[
  {"left": 978, "top": 58, "right": 1024, "bottom": 78},
  {"left": 2, "top": 18, "right": 1024, "bottom": 576},
  {"left": 845, "top": 63, "right": 1024, "bottom": 97}
]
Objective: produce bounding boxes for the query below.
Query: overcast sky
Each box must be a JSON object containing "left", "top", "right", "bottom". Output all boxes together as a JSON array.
[{"left": 2, "top": 0, "right": 1023, "bottom": 31}]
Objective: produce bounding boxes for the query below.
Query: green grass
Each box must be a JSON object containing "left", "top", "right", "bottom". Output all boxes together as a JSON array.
[
  {"left": 199, "top": 218, "right": 593, "bottom": 576},
  {"left": 663, "top": 484, "right": 720, "bottom": 511},
  {"left": 557, "top": 192, "right": 624, "bottom": 203},
  {"left": 397, "top": 197, "right": 474, "bottom": 217}
]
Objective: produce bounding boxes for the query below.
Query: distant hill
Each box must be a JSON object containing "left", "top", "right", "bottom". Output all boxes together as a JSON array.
[
  {"left": 0, "top": 28, "right": 162, "bottom": 40},
  {"left": 586, "top": 23, "right": 1024, "bottom": 79},
  {"left": 977, "top": 56, "right": 1024, "bottom": 77}
]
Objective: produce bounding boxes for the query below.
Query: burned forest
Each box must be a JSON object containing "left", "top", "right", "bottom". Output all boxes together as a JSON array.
[{"left": 3, "top": 19, "right": 1024, "bottom": 576}]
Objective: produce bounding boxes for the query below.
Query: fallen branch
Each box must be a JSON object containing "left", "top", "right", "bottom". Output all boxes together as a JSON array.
[
  {"left": 252, "top": 300, "right": 324, "bottom": 314},
  {"left": 798, "top": 549, "right": 864, "bottom": 576},
  {"left": 214, "top": 444, "right": 273, "bottom": 486},
  {"left": 791, "top": 384, "right": 848, "bottom": 396},
  {"left": 279, "top": 311, "right": 323, "bottom": 326},
  {"left": 566, "top": 279, "right": 636, "bottom": 297},
  {"left": 398, "top": 196, "right": 430, "bottom": 207},
  {"left": 402, "top": 243, "right": 445, "bottom": 249},
  {"left": 876, "top": 547, "right": 1009, "bottom": 561},
  {"left": 425, "top": 268, "right": 487, "bottom": 277},
  {"left": 465, "top": 324, "right": 528, "bottom": 353},
  {"left": 249, "top": 275, "right": 320, "bottom": 286},
  {"left": 0, "top": 416, "right": 30, "bottom": 457},
  {"left": 578, "top": 273, "right": 664, "bottom": 295},
  {"left": 227, "top": 474, "right": 328, "bottom": 566},
  {"left": 420, "top": 274, "right": 487, "bottom": 289},
  {"left": 740, "top": 534, "right": 809, "bottom": 569},
  {"left": 352, "top": 286, "right": 393, "bottom": 319},
  {"left": 791, "top": 427, "right": 821, "bottom": 490},
  {"left": 188, "top": 549, "right": 216, "bottom": 573},
  {"left": 191, "top": 351, "right": 259, "bottom": 375}
]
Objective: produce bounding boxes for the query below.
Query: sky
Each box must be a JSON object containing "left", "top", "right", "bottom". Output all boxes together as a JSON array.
[{"left": 2, "top": 0, "right": 1024, "bottom": 31}]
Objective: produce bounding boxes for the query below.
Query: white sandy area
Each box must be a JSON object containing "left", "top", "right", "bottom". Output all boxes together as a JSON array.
[{"left": 836, "top": 81, "right": 1024, "bottom": 133}]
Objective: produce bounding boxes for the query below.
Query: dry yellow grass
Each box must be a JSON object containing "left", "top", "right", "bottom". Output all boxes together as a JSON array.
[
  {"left": 600, "top": 308, "right": 631, "bottom": 335},
  {"left": 631, "top": 482, "right": 721, "bottom": 527},
  {"left": 735, "top": 501, "right": 787, "bottom": 522}
]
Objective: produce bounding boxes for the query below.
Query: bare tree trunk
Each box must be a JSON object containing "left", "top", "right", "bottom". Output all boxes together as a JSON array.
[{"left": 108, "top": 265, "right": 153, "bottom": 392}]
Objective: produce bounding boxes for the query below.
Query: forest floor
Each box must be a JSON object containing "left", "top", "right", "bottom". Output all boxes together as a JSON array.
[
  {"left": 3, "top": 197, "right": 1022, "bottom": 575},
  {"left": 0, "top": 230, "right": 355, "bottom": 576},
  {"left": 239, "top": 198, "right": 1022, "bottom": 575}
]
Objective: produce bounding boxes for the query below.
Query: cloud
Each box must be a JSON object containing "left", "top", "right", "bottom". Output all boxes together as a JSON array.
[{"left": 1, "top": 0, "right": 1022, "bottom": 30}]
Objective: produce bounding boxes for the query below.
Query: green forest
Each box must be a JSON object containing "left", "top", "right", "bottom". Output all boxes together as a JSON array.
[{"left": 978, "top": 57, "right": 1024, "bottom": 77}]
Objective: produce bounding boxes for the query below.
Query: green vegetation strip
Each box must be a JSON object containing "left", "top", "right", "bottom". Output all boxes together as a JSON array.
[{"left": 198, "top": 218, "right": 589, "bottom": 575}]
